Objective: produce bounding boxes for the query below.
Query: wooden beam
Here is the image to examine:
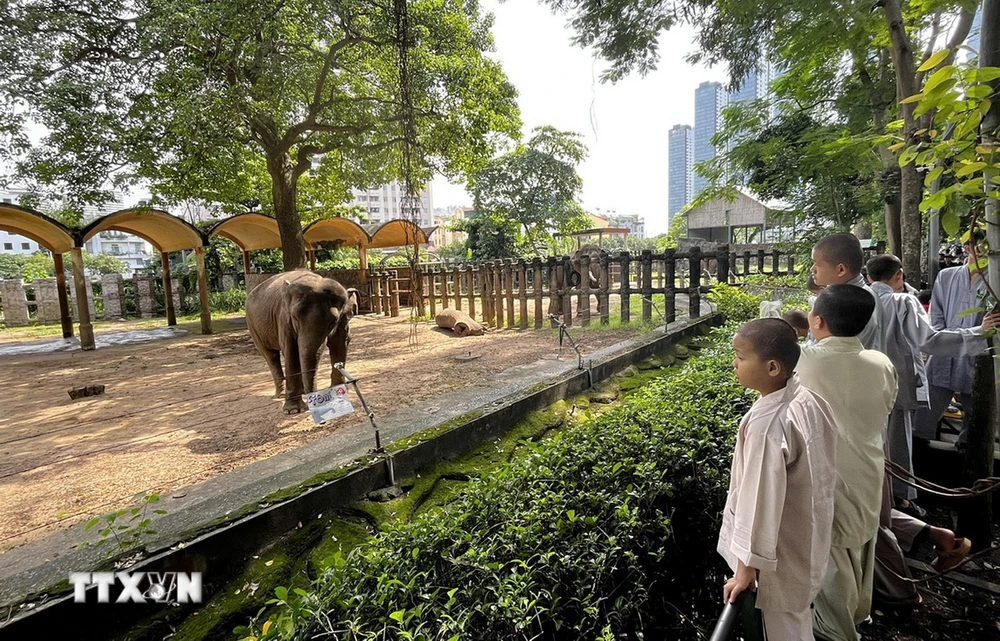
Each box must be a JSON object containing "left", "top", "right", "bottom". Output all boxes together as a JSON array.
[
  {"left": 161, "top": 252, "right": 176, "bottom": 326},
  {"left": 195, "top": 246, "right": 212, "bottom": 335},
  {"left": 70, "top": 247, "right": 95, "bottom": 350},
  {"left": 52, "top": 253, "right": 74, "bottom": 339},
  {"left": 242, "top": 250, "right": 251, "bottom": 276}
]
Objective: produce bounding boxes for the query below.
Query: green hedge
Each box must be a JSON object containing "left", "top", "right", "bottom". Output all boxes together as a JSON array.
[{"left": 240, "top": 319, "right": 758, "bottom": 639}]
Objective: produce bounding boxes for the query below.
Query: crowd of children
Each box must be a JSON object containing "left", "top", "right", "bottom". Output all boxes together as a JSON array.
[{"left": 717, "top": 232, "right": 995, "bottom": 641}]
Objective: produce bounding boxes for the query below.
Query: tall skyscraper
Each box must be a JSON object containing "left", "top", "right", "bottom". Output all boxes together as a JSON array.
[
  {"left": 668, "top": 124, "right": 693, "bottom": 221},
  {"left": 693, "top": 81, "right": 725, "bottom": 197}
]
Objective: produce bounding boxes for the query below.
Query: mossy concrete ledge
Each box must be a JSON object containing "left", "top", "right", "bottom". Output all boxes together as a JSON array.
[{"left": 0, "top": 313, "right": 719, "bottom": 639}]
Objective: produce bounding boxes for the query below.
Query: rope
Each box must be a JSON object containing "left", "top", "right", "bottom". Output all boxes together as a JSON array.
[
  {"left": 885, "top": 459, "right": 1000, "bottom": 498},
  {"left": 875, "top": 543, "right": 1000, "bottom": 585}
]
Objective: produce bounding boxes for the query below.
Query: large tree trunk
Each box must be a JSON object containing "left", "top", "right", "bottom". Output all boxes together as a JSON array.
[
  {"left": 267, "top": 151, "right": 307, "bottom": 271},
  {"left": 883, "top": 0, "right": 923, "bottom": 284},
  {"left": 883, "top": 167, "right": 903, "bottom": 258}
]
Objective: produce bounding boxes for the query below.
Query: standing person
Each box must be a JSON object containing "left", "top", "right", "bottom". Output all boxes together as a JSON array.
[
  {"left": 810, "top": 233, "right": 885, "bottom": 352},
  {"left": 719, "top": 318, "right": 838, "bottom": 641},
  {"left": 795, "top": 285, "right": 898, "bottom": 641},
  {"left": 915, "top": 228, "right": 989, "bottom": 448},
  {"left": 866, "top": 254, "right": 995, "bottom": 514}
]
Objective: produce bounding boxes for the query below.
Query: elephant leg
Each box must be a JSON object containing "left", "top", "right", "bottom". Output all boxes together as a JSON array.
[
  {"left": 327, "top": 322, "right": 350, "bottom": 386},
  {"left": 282, "top": 332, "right": 308, "bottom": 414},
  {"left": 264, "top": 349, "right": 285, "bottom": 398}
]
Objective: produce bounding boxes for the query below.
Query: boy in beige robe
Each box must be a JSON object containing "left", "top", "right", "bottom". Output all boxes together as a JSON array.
[
  {"left": 795, "top": 285, "right": 898, "bottom": 641},
  {"left": 719, "top": 318, "right": 838, "bottom": 641}
]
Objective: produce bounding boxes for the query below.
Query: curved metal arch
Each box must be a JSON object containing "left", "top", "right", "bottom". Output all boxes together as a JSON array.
[
  {"left": 303, "top": 217, "right": 372, "bottom": 248},
  {"left": 365, "top": 219, "right": 436, "bottom": 249}
]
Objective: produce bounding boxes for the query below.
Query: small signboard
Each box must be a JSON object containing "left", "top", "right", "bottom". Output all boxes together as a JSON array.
[{"left": 305, "top": 385, "right": 354, "bottom": 424}]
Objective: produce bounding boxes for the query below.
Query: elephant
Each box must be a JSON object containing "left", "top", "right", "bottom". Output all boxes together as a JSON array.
[
  {"left": 245, "top": 269, "right": 360, "bottom": 414},
  {"left": 547, "top": 244, "right": 606, "bottom": 317}
]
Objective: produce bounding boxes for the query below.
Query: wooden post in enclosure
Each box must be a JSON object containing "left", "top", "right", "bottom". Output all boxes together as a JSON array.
[
  {"left": 743, "top": 250, "right": 751, "bottom": 277},
  {"left": 161, "top": 252, "right": 176, "bottom": 326},
  {"left": 195, "top": 245, "right": 213, "bottom": 335},
  {"left": 504, "top": 259, "right": 515, "bottom": 328},
  {"left": 716, "top": 243, "right": 730, "bottom": 286},
  {"left": 243, "top": 251, "right": 252, "bottom": 279},
  {"left": 52, "top": 253, "right": 74, "bottom": 339},
  {"left": 372, "top": 269, "right": 383, "bottom": 315},
  {"left": 357, "top": 245, "right": 369, "bottom": 292},
  {"left": 619, "top": 252, "right": 631, "bottom": 324},
  {"left": 664, "top": 248, "right": 677, "bottom": 324},
  {"left": 688, "top": 247, "right": 701, "bottom": 319},
  {"left": 771, "top": 249, "right": 781, "bottom": 275},
  {"left": 787, "top": 255, "right": 795, "bottom": 276},
  {"left": 493, "top": 260, "right": 503, "bottom": 329},
  {"left": 70, "top": 247, "right": 95, "bottom": 350},
  {"left": 382, "top": 271, "right": 391, "bottom": 317},
  {"left": 517, "top": 259, "right": 528, "bottom": 330},
  {"left": 532, "top": 258, "right": 544, "bottom": 329},
  {"left": 440, "top": 267, "right": 450, "bottom": 311},
  {"left": 640, "top": 250, "right": 653, "bottom": 322},
  {"left": 390, "top": 273, "right": 400, "bottom": 318},
  {"left": 427, "top": 268, "right": 437, "bottom": 318},
  {"left": 580, "top": 255, "right": 592, "bottom": 326},
  {"left": 480, "top": 263, "right": 492, "bottom": 326},
  {"left": 756, "top": 249, "right": 765, "bottom": 274},
  {"left": 561, "top": 255, "right": 573, "bottom": 326},
  {"left": 466, "top": 266, "right": 475, "bottom": 320},
  {"left": 599, "top": 252, "right": 610, "bottom": 325},
  {"left": 453, "top": 265, "right": 463, "bottom": 313},
  {"left": 548, "top": 258, "right": 560, "bottom": 327}
]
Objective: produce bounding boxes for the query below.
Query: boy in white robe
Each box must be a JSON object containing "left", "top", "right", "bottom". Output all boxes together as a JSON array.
[
  {"left": 866, "top": 253, "right": 995, "bottom": 513},
  {"left": 719, "top": 318, "right": 838, "bottom": 641},
  {"left": 795, "top": 285, "right": 898, "bottom": 641}
]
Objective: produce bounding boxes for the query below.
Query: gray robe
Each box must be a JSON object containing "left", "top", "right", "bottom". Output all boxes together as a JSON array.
[{"left": 925, "top": 265, "right": 987, "bottom": 396}]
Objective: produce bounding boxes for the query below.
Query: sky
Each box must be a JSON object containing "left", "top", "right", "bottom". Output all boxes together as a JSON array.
[{"left": 431, "top": 0, "right": 727, "bottom": 237}]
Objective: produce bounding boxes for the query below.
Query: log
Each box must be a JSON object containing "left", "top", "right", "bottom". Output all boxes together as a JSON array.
[{"left": 436, "top": 308, "right": 485, "bottom": 336}]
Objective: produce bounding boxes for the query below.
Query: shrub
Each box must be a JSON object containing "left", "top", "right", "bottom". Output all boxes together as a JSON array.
[
  {"left": 241, "top": 325, "right": 755, "bottom": 641},
  {"left": 707, "top": 283, "right": 762, "bottom": 324},
  {"left": 210, "top": 288, "right": 247, "bottom": 313}
]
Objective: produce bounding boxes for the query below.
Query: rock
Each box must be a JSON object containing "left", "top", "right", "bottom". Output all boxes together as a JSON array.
[
  {"left": 68, "top": 384, "right": 106, "bottom": 400},
  {"left": 366, "top": 485, "right": 405, "bottom": 502},
  {"left": 636, "top": 357, "right": 663, "bottom": 371},
  {"left": 675, "top": 344, "right": 691, "bottom": 360}
]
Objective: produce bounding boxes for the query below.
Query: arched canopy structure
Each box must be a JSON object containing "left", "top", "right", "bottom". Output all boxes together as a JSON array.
[
  {"left": 0, "top": 203, "right": 75, "bottom": 253},
  {"left": 366, "top": 220, "right": 435, "bottom": 249},
  {"left": 207, "top": 213, "right": 283, "bottom": 251},
  {"left": 303, "top": 217, "right": 370, "bottom": 249},
  {"left": 80, "top": 208, "right": 205, "bottom": 252}
]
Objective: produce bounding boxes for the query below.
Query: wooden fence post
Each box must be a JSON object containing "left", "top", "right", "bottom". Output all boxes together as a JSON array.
[
  {"left": 580, "top": 255, "right": 592, "bottom": 326},
  {"left": 452, "top": 265, "right": 462, "bottom": 313},
  {"left": 561, "top": 255, "right": 574, "bottom": 326},
  {"left": 620, "top": 252, "right": 631, "bottom": 324},
  {"left": 599, "top": 252, "right": 610, "bottom": 325},
  {"left": 716, "top": 243, "right": 730, "bottom": 285},
  {"left": 466, "top": 266, "right": 475, "bottom": 320},
  {"left": 665, "top": 248, "right": 677, "bottom": 324},
  {"left": 480, "top": 262, "right": 492, "bottom": 325},
  {"left": 757, "top": 249, "right": 766, "bottom": 274},
  {"left": 427, "top": 267, "right": 437, "bottom": 318},
  {"left": 504, "top": 259, "right": 516, "bottom": 328},
  {"left": 787, "top": 255, "right": 795, "bottom": 276},
  {"left": 532, "top": 258, "right": 543, "bottom": 328},
  {"left": 689, "top": 247, "right": 701, "bottom": 319},
  {"left": 772, "top": 249, "right": 781, "bottom": 276},
  {"left": 493, "top": 260, "right": 504, "bottom": 329},
  {"left": 549, "top": 258, "right": 560, "bottom": 328},
  {"left": 640, "top": 250, "right": 653, "bottom": 322},
  {"left": 517, "top": 259, "right": 528, "bottom": 329},
  {"left": 743, "top": 250, "right": 751, "bottom": 277}
]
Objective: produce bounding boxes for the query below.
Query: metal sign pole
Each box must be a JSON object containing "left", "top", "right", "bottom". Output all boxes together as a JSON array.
[
  {"left": 547, "top": 313, "right": 593, "bottom": 387},
  {"left": 334, "top": 362, "right": 395, "bottom": 485}
]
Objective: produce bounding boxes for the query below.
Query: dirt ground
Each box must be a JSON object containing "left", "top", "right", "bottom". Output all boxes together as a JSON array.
[{"left": 0, "top": 313, "right": 642, "bottom": 552}]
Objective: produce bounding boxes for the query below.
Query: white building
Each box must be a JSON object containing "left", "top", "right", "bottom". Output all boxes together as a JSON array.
[
  {"left": 347, "top": 181, "right": 433, "bottom": 228},
  {"left": 0, "top": 188, "right": 153, "bottom": 276}
]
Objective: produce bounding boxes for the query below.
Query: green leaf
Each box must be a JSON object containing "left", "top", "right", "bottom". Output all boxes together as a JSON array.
[
  {"left": 924, "top": 165, "right": 944, "bottom": 186},
  {"left": 922, "top": 65, "right": 956, "bottom": 93},
  {"left": 888, "top": 141, "right": 907, "bottom": 152},
  {"left": 966, "top": 85, "right": 993, "bottom": 99},
  {"left": 942, "top": 209, "right": 961, "bottom": 236},
  {"left": 274, "top": 586, "right": 288, "bottom": 602},
  {"left": 900, "top": 92, "right": 924, "bottom": 104},
  {"left": 389, "top": 610, "right": 406, "bottom": 624},
  {"left": 899, "top": 148, "right": 920, "bottom": 166},
  {"left": 922, "top": 189, "right": 948, "bottom": 212},
  {"left": 967, "top": 67, "right": 1000, "bottom": 83},
  {"left": 957, "top": 306, "right": 986, "bottom": 318},
  {"left": 955, "top": 161, "right": 987, "bottom": 177},
  {"left": 980, "top": 98, "right": 993, "bottom": 116},
  {"left": 85, "top": 518, "right": 100, "bottom": 531},
  {"left": 918, "top": 49, "right": 951, "bottom": 72}
]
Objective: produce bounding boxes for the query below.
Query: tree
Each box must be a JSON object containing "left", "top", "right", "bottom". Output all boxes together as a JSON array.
[
  {"left": 470, "top": 126, "right": 591, "bottom": 256},
  {"left": 2, "top": 0, "right": 521, "bottom": 270},
  {"left": 535, "top": 0, "right": 977, "bottom": 280},
  {"left": 0, "top": 254, "right": 25, "bottom": 279}
]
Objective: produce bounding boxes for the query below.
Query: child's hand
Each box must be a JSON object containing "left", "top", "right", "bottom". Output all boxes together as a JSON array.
[{"left": 723, "top": 561, "right": 757, "bottom": 604}]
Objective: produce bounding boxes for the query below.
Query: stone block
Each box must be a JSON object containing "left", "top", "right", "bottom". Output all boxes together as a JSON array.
[
  {"left": 0, "top": 278, "right": 30, "bottom": 326},
  {"left": 171, "top": 277, "right": 184, "bottom": 313},
  {"left": 69, "top": 277, "right": 95, "bottom": 322},
  {"left": 33, "top": 278, "right": 63, "bottom": 324},
  {"left": 102, "top": 274, "right": 126, "bottom": 319},
  {"left": 135, "top": 276, "right": 157, "bottom": 318}
]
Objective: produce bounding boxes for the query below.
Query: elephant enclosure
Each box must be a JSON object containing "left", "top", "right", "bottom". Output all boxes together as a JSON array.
[{"left": 0, "top": 313, "right": 642, "bottom": 552}]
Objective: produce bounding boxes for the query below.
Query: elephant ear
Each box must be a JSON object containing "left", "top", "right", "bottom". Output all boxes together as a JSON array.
[{"left": 344, "top": 288, "right": 360, "bottom": 319}]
